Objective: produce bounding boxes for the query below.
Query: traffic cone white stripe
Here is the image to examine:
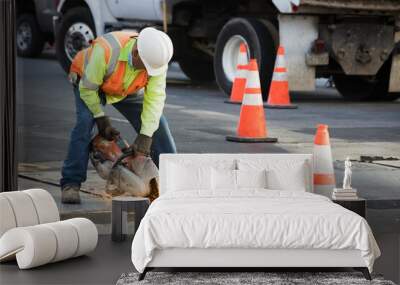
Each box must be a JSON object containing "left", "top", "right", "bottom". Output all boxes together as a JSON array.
[
  {"left": 242, "top": 93, "right": 263, "bottom": 106},
  {"left": 313, "top": 147, "right": 335, "bottom": 173},
  {"left": 245, "top": 70, "right": 261, "bottom": 88},
  {"left": 272, "top": 71, "right": 288, "bottom": 82},
  {"left": 275, "top": 54, "right": 286, "bottom": 69},
  {"left": 314, "top": 185, "right": 335, "bottom": 195}
]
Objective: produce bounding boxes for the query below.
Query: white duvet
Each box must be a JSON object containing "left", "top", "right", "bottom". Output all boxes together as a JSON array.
[{"left": 131, "top": 190, "right": 380, "bottom": 273}]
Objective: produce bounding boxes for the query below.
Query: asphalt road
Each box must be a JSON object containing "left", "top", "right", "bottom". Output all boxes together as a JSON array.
[
  {"left": 17, "top": 51, "right": 400, "bottom": 200},
  {"left": 17, "top": 52, "right": 400, "bottom": 162}
]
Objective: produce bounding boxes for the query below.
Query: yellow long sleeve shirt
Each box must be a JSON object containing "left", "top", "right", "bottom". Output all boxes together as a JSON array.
[{"left": 79, "top": 38, "right": 167, "bottom": 137}]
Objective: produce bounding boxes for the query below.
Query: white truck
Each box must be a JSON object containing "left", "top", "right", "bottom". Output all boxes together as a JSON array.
[{"left": 54, "top": 0, "right": 400, "bottom": 101}]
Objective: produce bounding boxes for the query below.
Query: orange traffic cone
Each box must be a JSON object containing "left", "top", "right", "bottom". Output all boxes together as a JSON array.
[
  {"left": 313, "top": 124, "right": 336, "bottom": 197},
  {"left": 265, "top": 46, "right": 297, "bottom": 109},
  {"left": 226, "top": 59, "right": 277, "bottom": 143},
  {"left": 225, "top": 43, "right": 249, "bottom": 105}
]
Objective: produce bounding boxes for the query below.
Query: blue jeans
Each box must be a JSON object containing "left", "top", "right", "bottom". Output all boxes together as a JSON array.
[{"left": 60, "top": 87, "right": 177, "bottom": 188}]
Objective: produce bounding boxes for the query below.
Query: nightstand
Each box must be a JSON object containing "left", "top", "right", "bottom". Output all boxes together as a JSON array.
[{"left": 332, "top": 198, "right": 366, "bottom": 218}]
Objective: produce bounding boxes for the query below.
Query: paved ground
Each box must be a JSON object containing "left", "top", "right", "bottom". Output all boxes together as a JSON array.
[
  {"left": 17, "top": 51, "right": 400, "bottom": 163},
  {"left": 16, "top": 50, "right": 400, "bottom": 201},
  {"left": 7, "top": 50, "right": 400, "bottom": 284}
]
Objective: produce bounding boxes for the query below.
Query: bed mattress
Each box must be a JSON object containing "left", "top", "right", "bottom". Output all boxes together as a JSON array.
[{"left": 131, "top": 190, "right": 380, "bottom": 273}]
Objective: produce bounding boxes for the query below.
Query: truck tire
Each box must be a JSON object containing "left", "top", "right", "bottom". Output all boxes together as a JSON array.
[
  {"left": 16, "top": 14, "right": 45, "bottom": 57},
  {"left": 214, "top": 18, "right": 277, "bottom": 100},
  {"left": 178, "top": 46, "right": 215, "bottom": 82},
  {"left": 56, "top": 7, "right": 96, "bottom": 73},
  {"left": 333, "top": 60, "right": 400, "bottom": 101}
]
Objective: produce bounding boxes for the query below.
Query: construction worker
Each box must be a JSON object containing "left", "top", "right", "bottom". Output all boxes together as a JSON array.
[{"left": 60, "top": 27, "right": 176, "bottom": 204}]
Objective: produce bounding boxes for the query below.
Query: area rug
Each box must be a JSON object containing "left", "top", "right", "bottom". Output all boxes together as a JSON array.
[{"left": 116, "top": 272, "right": 396, "bottom": 285}]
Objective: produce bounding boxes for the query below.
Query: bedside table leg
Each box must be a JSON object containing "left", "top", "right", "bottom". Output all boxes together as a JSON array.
[{"left": 112, "top": 201, "right": 123, "bottom": 242}]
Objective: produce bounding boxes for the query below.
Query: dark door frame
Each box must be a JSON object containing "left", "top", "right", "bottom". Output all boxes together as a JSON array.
[{"left": 0, "top": 0, "right": 17, "bottom": 192}]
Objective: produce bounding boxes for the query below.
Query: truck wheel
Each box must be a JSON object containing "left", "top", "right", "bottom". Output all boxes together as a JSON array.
[
  {"left": 178, "top": 47, "right": 214, "bottom": 82},
  {"left": 214, "top": 18, "right": 277, "bottom": 100},
  {"left": 16, "top": 14, "right": 45, "bottom": 57},
  {"left": 56, "top": 7, "right": 95, "bottom": 73},
  {"left": 333, "top": 60, "right": 400, "bottom": 101}
]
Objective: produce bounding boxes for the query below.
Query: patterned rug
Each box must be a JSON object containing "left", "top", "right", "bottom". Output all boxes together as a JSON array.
[{"left": 116, "top": 271, "right": 396, "bottom": 285}]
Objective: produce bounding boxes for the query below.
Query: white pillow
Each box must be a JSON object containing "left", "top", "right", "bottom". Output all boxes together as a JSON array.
[
  {"left": 212, "top": 168, "right": 237, "bottom": 190},
  {"left": 236, "top": 169, "right": 268, "bottom": 189},
  {"left": 167, "top": 163, "right": 212, "bottom": 191},
  {"left": 166, "top": 159, "right": 236, "bottom": 192},
  {"left": 211, "top": 169, "right": 268, "bottom": 191},
  {"left": 267, "top": 167, "right": 306, "bottom": 191},
  {"left": 238, "top": 159, "right": 308, "bottom": 191}
]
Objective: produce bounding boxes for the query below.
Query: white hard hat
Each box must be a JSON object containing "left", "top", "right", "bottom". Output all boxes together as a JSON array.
[{"left": 137, "top": 27, "right": 173, "bottom": 76}]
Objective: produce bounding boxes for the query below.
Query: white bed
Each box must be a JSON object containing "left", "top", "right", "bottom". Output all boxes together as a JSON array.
[{"left": 131, "top": 154, "right": 380, "bottom": 280}]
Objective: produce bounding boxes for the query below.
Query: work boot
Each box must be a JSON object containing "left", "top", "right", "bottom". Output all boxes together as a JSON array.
[{"left": 61, "top": 184, "right": 81, "bottom": 204}]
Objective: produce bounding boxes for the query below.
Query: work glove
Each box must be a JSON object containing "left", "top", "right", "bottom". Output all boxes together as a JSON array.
[
  {"left": 95, "top": 116, "right": 120, "bottom": 141},
  {"left": 130, "top": 134, "right": 152, "bottom": 157}
]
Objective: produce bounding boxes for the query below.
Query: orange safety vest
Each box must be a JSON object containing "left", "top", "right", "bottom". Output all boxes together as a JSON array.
[{"left": 69, "top": 31, "right": 148, "bottom": 97}]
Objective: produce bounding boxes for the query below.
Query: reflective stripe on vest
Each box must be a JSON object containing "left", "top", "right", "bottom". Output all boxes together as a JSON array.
[
  {"left": 70, "top": 31, "right": 148, "bottom": 97},
  {"left": 81, "top": 49, "right": 99, "bottom": 91},
  {"left": 80, "top": 34, "right": 118, "bottom": 90},
  {"left": 102, "top": 33, "right": 121, "bottom": 80}
]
